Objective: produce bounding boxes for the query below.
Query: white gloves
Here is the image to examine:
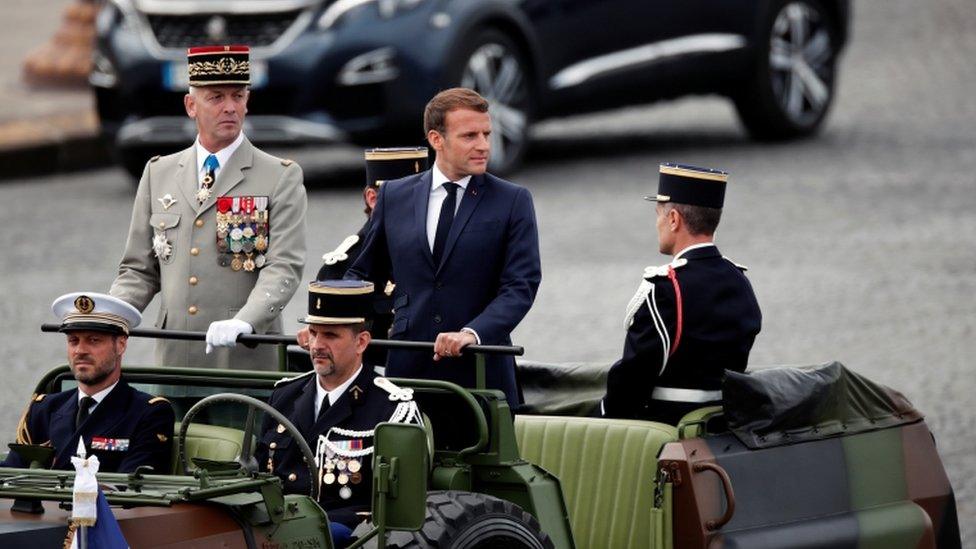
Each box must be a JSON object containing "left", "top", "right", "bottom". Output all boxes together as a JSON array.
[{"left": 205, "top": 318, "right": 253, "bottom": 354}]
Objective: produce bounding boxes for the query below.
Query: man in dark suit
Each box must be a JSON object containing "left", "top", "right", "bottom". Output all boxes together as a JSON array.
[
  {"left": 4, "top": 292, "right": 174, "bottom": 473},
  {"left": 601, "top": 164, "right": 762, "bottom": 424},
  {"left": 256, "top": 280, "right": 422, "bottom": 548},
  {"left": 306, "top": 147, "right": 429, "bottom": 368},
  {"left": 347, "top": 88, "right": 542, "bottom": 405}
]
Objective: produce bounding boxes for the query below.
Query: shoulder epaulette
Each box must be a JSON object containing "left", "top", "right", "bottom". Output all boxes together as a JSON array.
[
  {"left": 33, "top": 393, "right": 46, "bottom": 402},
  {"left": 723, "top": 256, "right": 748, "bottom": 271},
  {"left": 148, "top": 396, "right": 169, "bottom": 404},
  {"left": 274, "top": 369, "right": 315, "bottom": 387},
  {"left": 149, "top": 155, "right": 161, "bottom": 163},
  {"left": 281, "top": 158, "right": 294, "bottom": 166},
  {"left": 322, "top": 234, "right": 360, "bottom": 265},
  {"left": 643, "top": 258, "right": 688, "bottom": 279},
  {"left": 373, "top": 377, "right": 414, "bottom": 401}
]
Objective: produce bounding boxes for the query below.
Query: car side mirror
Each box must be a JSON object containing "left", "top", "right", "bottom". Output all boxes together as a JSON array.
[{"left": 371, "top": 422, "right": 428, "bottom": 533}]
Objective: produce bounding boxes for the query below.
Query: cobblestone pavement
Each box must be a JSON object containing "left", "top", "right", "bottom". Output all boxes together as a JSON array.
[{"left": 0, "top": 0, "right": 973, "bottom": 542}]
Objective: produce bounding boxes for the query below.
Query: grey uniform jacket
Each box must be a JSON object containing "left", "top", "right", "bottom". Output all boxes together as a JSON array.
[{"left": 110, "top": 137, "right": 307, "bottom": 370}]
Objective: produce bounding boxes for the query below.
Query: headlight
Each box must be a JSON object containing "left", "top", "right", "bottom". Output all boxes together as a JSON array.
[{"left": 318, "top": 0, "right": 426, "bottom": 31}]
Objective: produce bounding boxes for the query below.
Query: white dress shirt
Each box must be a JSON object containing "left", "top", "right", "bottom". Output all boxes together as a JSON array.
[
  {"left": 194, "top": 131, "right": 245, "bottom": 188},
  {"left": 426, "top": 163, "right": 471, "bottom": 251},
  {"left": 78, "top": 381, "right": 119, "bottom": 414},
  {"left": 314, "top": 365, "right": 363, "bottom": 419}
]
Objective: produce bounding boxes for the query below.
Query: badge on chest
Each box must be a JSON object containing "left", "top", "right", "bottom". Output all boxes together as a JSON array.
[{"left": 216, "top": 195, "right": 269, "bottom": 272}]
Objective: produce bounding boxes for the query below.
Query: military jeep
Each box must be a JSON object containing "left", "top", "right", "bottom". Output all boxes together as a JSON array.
[{"left": 0, "top": 331, "right": 962, "bottom": 548}]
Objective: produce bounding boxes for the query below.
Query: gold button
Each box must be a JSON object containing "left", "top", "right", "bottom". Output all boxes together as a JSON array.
[
  {"left": 269, "top": 442, "right": 277, "bottom": 449},
  {"left": 195, "top": 219, "right": 204, "bottom": 228},
  {"left": 188, "top": 306, "right": 198, "bottom": 315},
  {"left": 190, "top": 247, "right": 200, "bottom": 256},
  {"left": 189, "top": 276, "right": 198, "bottom": 286},
  {"left": 287, "top": 473, "right": 297, "bottom": 482},
  {"left": 158, "top": 222, "right": 166, "bottom": 229}
]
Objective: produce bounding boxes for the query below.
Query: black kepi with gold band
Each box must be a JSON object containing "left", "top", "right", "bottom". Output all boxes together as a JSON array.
[
  {"left": 364, "top": 147, "right": 429, "bottom": 188},
  {"left": 301, "top": 280, "right": 375, "bottom": 325},
  {"left": 187, "top": 45, "right": 250, "bottom": 87},
  {"left": 645, "top": 163, "right": 729, "bottom": 208},
  {"left": 51, "top": 292, "right": 142, "bottom": 335}
]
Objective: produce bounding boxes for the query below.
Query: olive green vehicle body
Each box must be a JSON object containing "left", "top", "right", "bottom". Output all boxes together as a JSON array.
[{"left": 0, "top": 362, "right": 961, "bottom": 548}]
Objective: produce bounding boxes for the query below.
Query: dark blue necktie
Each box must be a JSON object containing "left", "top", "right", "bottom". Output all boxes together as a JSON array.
[
  {"left": 432, "top": 182, "right": 459, "bottom": 265},
  {"left": 76, "top": 396, "right": 95, "bottom": 429}
]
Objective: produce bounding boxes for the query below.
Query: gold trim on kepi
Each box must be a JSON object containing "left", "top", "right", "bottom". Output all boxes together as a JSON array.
[
  {"left": 187, "top": 45, "right": 250, "bottom": 87},
  {"left": 301, "top": 280, "right": 375, "bottom": 325},
  {"left": 644, "top": 162, "right": 729, "bottom": 209},
  {"left": 364, "top": 147, "right": 430, "bottom": 188},
  {"left": 52, "top": 292, "right": 142, "bottom": 335}
]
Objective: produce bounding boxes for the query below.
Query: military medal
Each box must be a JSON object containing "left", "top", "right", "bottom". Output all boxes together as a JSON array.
[
  {"left": 347, "top": 459, "right": 362, "bottom": 473},
  {"left": 255, "top": 254, "right": 267, "bottom": 268},
  {"left": 243, "top": 255, "right": 256, "bottom": 272},
  {"left": 242, "top": 239, "right": 255, "bottom": 253},
  {"left": 339, "top": 486, "right": 352, "bottom": 500},
  {"left": 217, "top": 254, "right": 230, "bottom": 267},
  {"left": 230, "top": 239, "right": 244, "bottom": 253},
  {"left": 350, "top": 472, "right": 362, "bottom": 484},
  {"left": 255, "top": 235, "right": 268, "bottom": 251},
  {"left": 337, "top": 473, "right": 349, "bottom": 485},
  {"left": 152, "top": 233, "right": 173, "bottom": 261},
  {"left": 196, "top": 187, "right": 212, "bottom": 204},
  {"left": 336, "top": 459, "right": 347, "bottom": 471},
  {"left": 231, "top": 255, "right": 243, "bottom": 271},
  {"left": 323, "top": 472, "right": 336, "bottom": 485}
]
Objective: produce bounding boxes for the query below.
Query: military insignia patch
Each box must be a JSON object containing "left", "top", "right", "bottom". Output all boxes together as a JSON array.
[
  {"left": 74, "top": 295, "right": 95, "bottom": 314},
  {"left": 157, "top": 194, "right": 177, "bottom": 210}
]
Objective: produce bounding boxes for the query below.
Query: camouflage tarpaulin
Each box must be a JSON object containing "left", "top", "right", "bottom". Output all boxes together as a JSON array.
[{"left": 723, "top": 361, "right": 923, "bottom": 449}]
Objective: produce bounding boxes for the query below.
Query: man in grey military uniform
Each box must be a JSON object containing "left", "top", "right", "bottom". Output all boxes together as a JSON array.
[{"left": 110, "top": 45, "right": 307, "bottom": 370}]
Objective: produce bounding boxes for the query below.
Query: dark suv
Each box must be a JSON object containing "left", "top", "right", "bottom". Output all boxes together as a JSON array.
[{"left": 92, "top": 0, "right": 851, "bottom": 177}]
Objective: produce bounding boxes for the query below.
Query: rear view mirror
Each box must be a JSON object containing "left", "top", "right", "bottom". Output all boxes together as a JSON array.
[{"left": 371, "top": 422, "right": 428, "bottom": 532}]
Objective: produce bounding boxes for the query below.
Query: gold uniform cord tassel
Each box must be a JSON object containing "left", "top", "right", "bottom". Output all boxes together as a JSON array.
[{"left": 14, "top": 395, "right": 35, "bottom": 445}]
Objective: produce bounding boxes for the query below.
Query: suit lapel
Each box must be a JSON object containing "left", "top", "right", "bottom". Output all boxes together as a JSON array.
[
  {"left": 201, "top": 137, "right": 253, "bottom": 212},
  {"left": 50, "top": 395, "right": 79, "bottom": 467},
  {"left": 437, "top": 174, "right": 486, "bottom": 274},
  {"left": 176, "top": 147, "right": 202, "bottom": 215},
  {"left": 413, "top": 171, "right": 435, "bottom": 269},
  {"left": 292, "top": 378, "right": 318, "bottom": 439}
]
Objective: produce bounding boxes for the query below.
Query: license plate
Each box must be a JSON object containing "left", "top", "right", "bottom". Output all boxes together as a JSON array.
[{"left": 163, "top": 60, "right": 268, "bottom": 91}]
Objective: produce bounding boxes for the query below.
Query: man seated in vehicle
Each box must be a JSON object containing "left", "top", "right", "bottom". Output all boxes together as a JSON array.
[
  {"left": 256, "top": 280, "right": 423, "bottom": 548},
  {"left": 601, "top": 164, "right": 762, "bottom": 424},
  {"left": 3, "top": 292, "right": 175, "bottom": 473}
]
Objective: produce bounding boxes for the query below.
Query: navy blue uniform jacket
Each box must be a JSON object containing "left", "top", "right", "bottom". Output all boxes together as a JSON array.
[
  {"left": 603, "top": 245, "right": 762, "bottom": 423},
  {"left": 347, "top": 170, "right": 541, "bottom": 405},
  {"left": 3, "top": 379, "right": 175, "bottom": 473},
  {"left": 256, "top": 367, "right": 398, "bottom": 528}
]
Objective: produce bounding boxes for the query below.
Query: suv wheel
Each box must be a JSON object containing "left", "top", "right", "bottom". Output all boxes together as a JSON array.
[
  {"left": 735, "top": 0, "right": 838, "bottom": 139},
  {"left": 379, "top": 490, "right": 553, "bottom": 548},
  {"left": 454, "top": 30, "right": 533, "bottom": 176}
]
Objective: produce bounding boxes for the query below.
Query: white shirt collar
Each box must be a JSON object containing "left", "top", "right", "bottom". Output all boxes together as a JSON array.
[
  {"left": 674, "top": 242, "right": 716, "bottom": 260},
  {"left": 195, "top": 131, "right": 245, "bottom": 180},
  {"left": 431, "top": 163, "right": 471, "bottom": 191},
  {"left": 314, "top": 365, "right": 363, "bottom": 417},
  {"left": 78, "top": 381, "right": 119, "bottom": 407}
]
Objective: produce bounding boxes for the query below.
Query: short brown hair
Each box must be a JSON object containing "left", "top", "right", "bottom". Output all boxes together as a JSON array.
[
  {"left": 664, "top": 202, "right": 723, "bottom": 236},
  {"left": 424, "top": 88, "right": 489, "bottom": 135}
]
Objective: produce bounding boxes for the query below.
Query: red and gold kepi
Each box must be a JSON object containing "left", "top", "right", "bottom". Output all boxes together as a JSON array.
[{"left": 187, "top": 45, "right": 250, "bottom": 87}]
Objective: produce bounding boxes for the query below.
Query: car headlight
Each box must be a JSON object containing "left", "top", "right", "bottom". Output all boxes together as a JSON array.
[{"left": 318, "top": 0, "right": 426, "bottom": 31}]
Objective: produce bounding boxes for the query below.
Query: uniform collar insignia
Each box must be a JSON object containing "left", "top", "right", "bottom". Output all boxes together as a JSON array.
[{"left": 349, "top": 385, "right": 363, "bottom": 401}]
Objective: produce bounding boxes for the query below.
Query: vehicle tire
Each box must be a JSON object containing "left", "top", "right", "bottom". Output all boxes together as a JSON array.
[
  {"left": 450, "top": 30, "right": 534, "bottom": 176},
  {"left": 734, "top": 0, "right": 839, "bottom": 140},
  {"left": 379, "top": 490, "right": 553, "bottom": 548}
]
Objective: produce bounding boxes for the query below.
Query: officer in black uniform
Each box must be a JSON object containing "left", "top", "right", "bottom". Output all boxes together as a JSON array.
[
  {"left": 257, "top": 280, "right": 423, "bottom": 548},
  {"left": 3, "top": 292, "right": 175, "bottom": 473},
  {"left": 309, "top": 147, "right": 429, "bottom": 370},
  {"left": 601, "top": 164, "right": 762, "bottom": 424}
]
